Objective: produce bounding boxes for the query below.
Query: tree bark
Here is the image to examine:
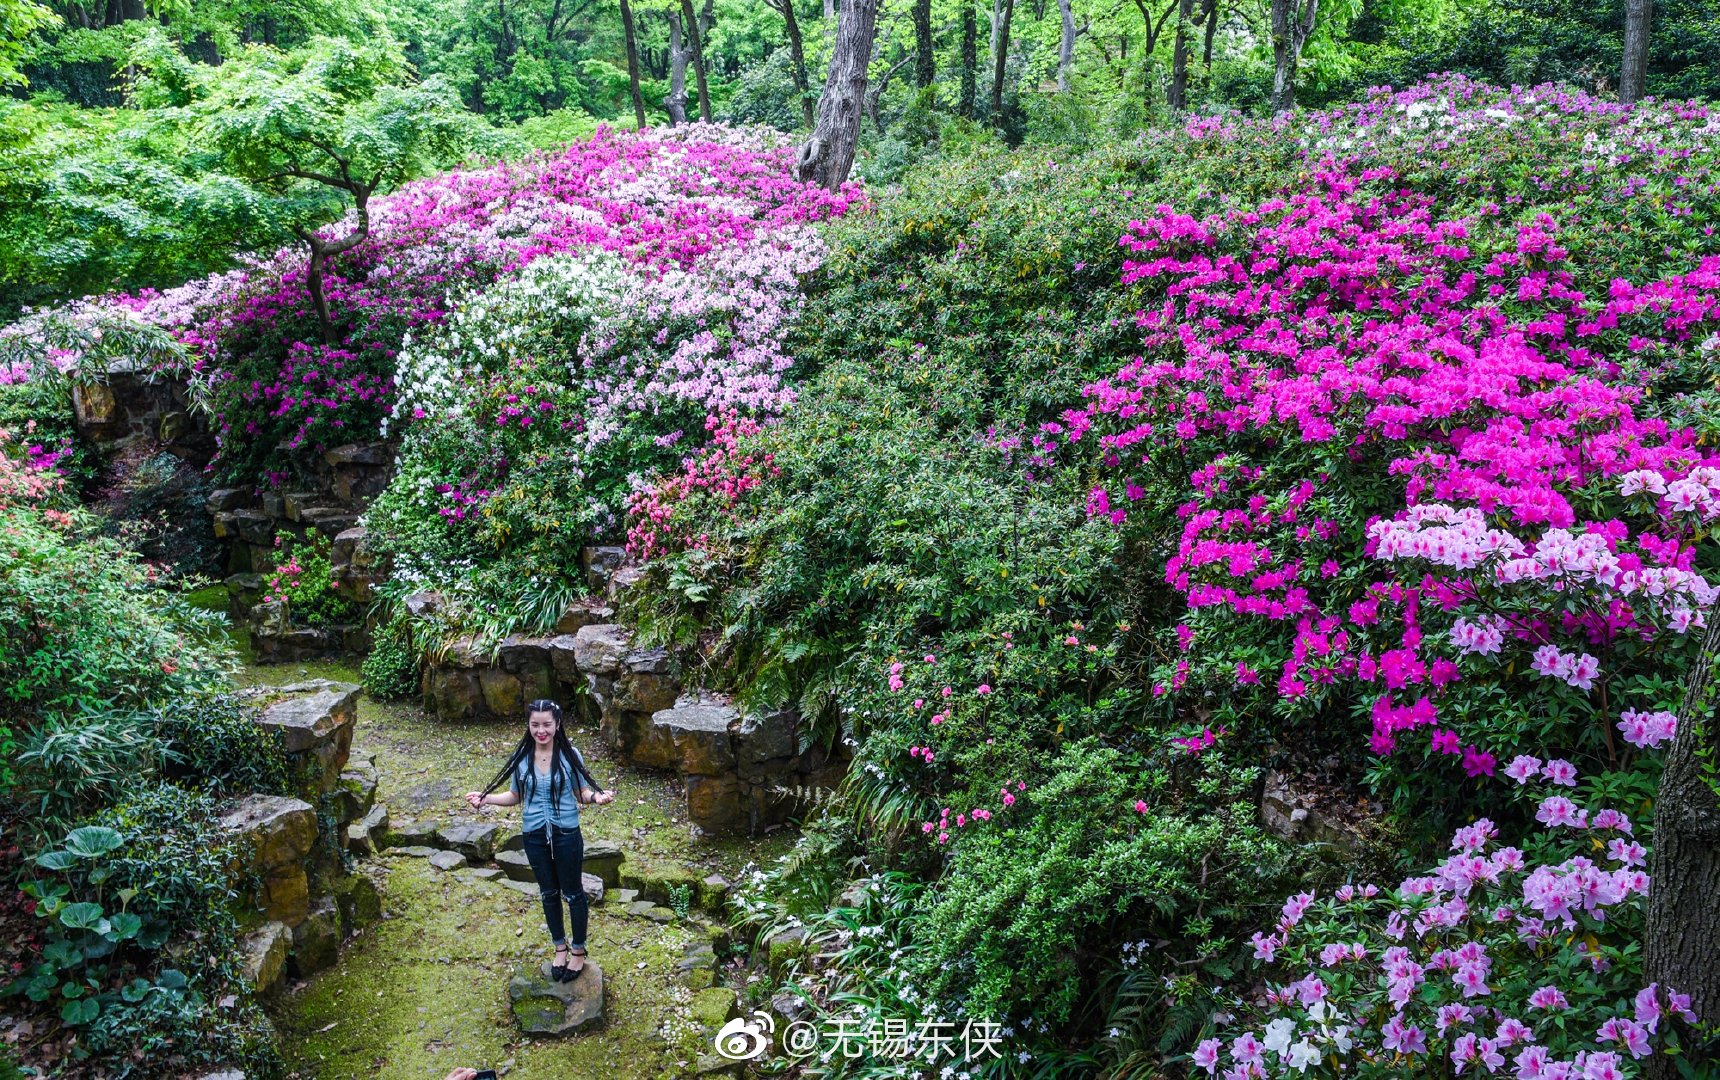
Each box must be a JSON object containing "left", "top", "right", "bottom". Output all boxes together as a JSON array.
[
  {"left": 824, "top": 0, "right": 835, "bottom": 19},
  {"left": 680, "top": 0, "right": 712, "bottom": 121},
  {"left": 767, "top": 0, "right": 816, "bottom": 128},
  {"left": 293, "top": 187, "right": 374, "bottom": 347},
  {"left": 1056, "top": 0, "right": 1075, "bottom": 92},
  {"left": 1644, "top": 601, "right": 1720, "bottom": 1074},
  {"left": 1269, "top": 0, "right": 1317, "bottom": 114},
  {"left": 959, "top": 3, "right": 977, "bottom": 117},
  {"left": 797, "top": 0, "right": 880, "bottom": 189},
  {"left": 913, "top": 0, "right": 935, "bottom": 88},
  {"left": 1202, "top": 0, "right": 1218, "bottom": 69},
  {"left": 665, "top": 9, "right": 690, "bottom": 124},
  {"left": 989, "top": 0, "right": 1014, "bottom": 127},
  {"left": 1167, "top": 0, "right": 1193, "bottom": 109},
  {"left": 1619, "top": 0, "right": 1652, "bottom": 105},
  {"left": 619, "top": 0, "right": 648, "bottom": 127}
]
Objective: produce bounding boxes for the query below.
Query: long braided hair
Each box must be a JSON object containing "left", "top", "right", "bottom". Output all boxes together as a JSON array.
[{"left": 479, "top": 699, "right": 606, "bottom": 813}]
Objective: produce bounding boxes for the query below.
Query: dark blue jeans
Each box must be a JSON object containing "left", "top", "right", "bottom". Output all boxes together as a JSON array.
[{"left": 521, "top": 823, "right": 587, "bottom": 950}]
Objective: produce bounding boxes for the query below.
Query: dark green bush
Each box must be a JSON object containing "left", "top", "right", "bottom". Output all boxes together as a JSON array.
[{"left": 361, "top": 610, "right": 422, "bottom": 701}]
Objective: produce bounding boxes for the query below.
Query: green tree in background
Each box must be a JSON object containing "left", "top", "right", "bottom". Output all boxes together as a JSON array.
[{"left": 191, "top": 36, "right": 487, "bottom": 341}]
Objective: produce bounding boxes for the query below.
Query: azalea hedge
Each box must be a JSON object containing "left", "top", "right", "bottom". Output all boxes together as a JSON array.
[{"left": 628, "top": 77, "right": 1720, "bottom": 1074}]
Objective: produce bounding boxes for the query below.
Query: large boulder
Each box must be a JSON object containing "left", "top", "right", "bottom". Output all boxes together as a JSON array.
[
  {"left": 582, "top": 837, "right": 624, "bottom": 888},
  {"left": 649, "top": 699, "right": 738, "bottom": 775},
  {"left": 572, "top": 624, "right": 632, "bottom": 676},
  {"left": 255, "top": 680, "right": 360, "bottom": 793},
  {"left": 509, "top": 960, "right": 605, "bottom": 1035},
  {"left": 612, "top": 648, "right": 679, "bottom": 714}
]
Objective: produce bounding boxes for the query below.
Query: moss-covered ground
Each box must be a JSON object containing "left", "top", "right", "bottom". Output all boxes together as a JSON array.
[{"left": 231, "top": 652, "right": 799, "bottom": 1080}]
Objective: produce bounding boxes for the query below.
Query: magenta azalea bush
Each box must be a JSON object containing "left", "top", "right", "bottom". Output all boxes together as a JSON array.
[
  {"left": 4, "top": 123, "right": 857, "bottom": 485},
  {"left": 1061, "top": 84, "right": 1720, "bottom": 795}
]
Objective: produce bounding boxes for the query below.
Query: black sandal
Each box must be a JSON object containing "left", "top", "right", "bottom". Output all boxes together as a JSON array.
[
  {"left": 550, "top": 945, "right": 570, "bottom": 982},
  {"left": 562, "top": 947, "right": 587, "bottom": 982}
]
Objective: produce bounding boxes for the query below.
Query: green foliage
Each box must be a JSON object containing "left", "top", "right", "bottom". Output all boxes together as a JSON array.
[
  {"left": 0, "top": 506, "right": 234, "bottom": 723},
  {"left": 147, "top": 693, "right": 294, "bottom": 798},
  {"left": 0, "top": 377, "right": 93, "bottom": 490},
  {"left": 265, "top": 530, "right": 361, "bottom": 628},
  {"left": 0, "top": 0, "right": 56, "bottom": 88},
  {"left": 15, "top": 711, "right": 167, "bottom": 840},
  {"left": 908, "top": 740, "right": 1301, "bottom": 1028},
  {"left": 95, "top": 449, "right": 222, "bottom": 579},
  {"left": 361, "top": 609, "right": 423, "bottom": 700},
  {"left": 9, "top": 785, "right": 277, "bottom": 1078}
]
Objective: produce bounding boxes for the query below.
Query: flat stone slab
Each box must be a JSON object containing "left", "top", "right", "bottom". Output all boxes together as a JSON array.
[
  {"left": 387, "top": 846, "right": 440, "bottom": 859},
  {"left": 437, "top": 821, "right": 498, "bottom": 861},
  {"left": 256, "top": 680, "right": 360, "bottom": 753},
  {"left": 218, "top": 794, "right": 316, "bottom": 873},
  {"left": 497, "top": 850, "right": 535, "bottom": 882},
  {"left": 509, "top": 960, "right": 604, "bottom": 1035},
  {"left": 429, "top": 850, "right": 468, "bottom": 871}
]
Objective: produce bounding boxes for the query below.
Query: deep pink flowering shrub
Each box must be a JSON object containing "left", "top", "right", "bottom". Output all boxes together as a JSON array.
[
  {"left": 1191, "top": 762, "right": 1701, "bottom": 1078},
  {"left": 12, "top": 124, "right": 857, "bottom": 484},
  {"left": 1061, "top": 90, "right": 1720, "bottom": 787}
]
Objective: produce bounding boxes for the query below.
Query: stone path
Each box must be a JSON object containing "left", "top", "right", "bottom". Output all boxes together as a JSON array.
[{"left": 240, "top": 656, "right": 798, "bottom": 1080}]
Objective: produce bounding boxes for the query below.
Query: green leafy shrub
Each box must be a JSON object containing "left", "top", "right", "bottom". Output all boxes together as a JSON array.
[
  {"left": 11, "top": 785, "right": 276, "bottom": 1077},
  {"left": 263, "top": 530, "right": 360, "bottom": 628},
  {"left": 15, "top": 711, "right": 167, "bottom": 841},
  {"left": 0, "top": 506, "right": 233, "bottom": 722},
  {"left": 908, "top": 739, "right": 1303, "bottom": 1028},
  {"left": 147, "top": 693, "right": 292, "bottom": 797},
  {"left": 361, "top": 609, "right": 422, "bottom": 701}
]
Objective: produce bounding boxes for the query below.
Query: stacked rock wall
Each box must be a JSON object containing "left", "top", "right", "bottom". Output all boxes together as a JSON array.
[
  {"left": 413, "top": 549, "right": 852, "bottom": 839},
  {"left": 221, "top": 680, "right": 382, "bottom": 994},
  {"left": 207, "top": 443, "right": 394, "bottom": 663},
  {"left": 69, "top": 373, "right": 213, "bottom": 462}
]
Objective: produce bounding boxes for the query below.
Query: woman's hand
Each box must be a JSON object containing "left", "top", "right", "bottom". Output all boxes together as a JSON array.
[
  {"left": 464, "top": 791, "right": 485, "bottom": 810},
  {"left": 594, "top": 791, "right": 614, "bottom": 805}
]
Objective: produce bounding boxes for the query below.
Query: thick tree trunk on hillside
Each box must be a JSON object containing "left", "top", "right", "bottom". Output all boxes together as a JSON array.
[
  {"left": 681, "top": 0, "right": 713, "bottom": 121},
  {"left": 1056, "top": 0, "right": 1075, "bottom": 91},
  {"left": 665, "top": 9, "right": 690, "bottom": 124},
  {"left": 766, "top": 0, "right": 816, "bottom": 128},
  {"left": 1643, "top": 601, "right": 1720, "bottom": 1075},
  {"left": 797, "top": 0, "right": 879, "bottom": 189},
  {"left": 619, "top": 0, "right": 648, "bottom": 126},
  {"left": 959, "top": 4, "right": 977, "bottom": 117},
  {"left": 1269, "top": 0, "right": 1317, "bottom": 114},
  {"left": 913, "top": 0, "right": 936, "bottom": 88},
  {"left": 1167, "top": 0, "right": 1193, "bottom": 109},
  {"left": 1619, "top": 0, "right": 1652, "bottom": 104},
  {"left": 989, "top": 0, "right": 1014, "bottom": 126}
]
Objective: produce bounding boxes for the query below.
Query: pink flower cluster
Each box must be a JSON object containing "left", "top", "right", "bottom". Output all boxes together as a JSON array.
[
  {"left": 1058, "top": 92, "right": 1720, "bottom": 760},
  {"left": 1191, "top": 758, "right": 1698, "bottom": 1079}
]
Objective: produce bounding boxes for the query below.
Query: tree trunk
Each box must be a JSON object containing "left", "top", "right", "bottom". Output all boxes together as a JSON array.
[
  {"left": 1619, "top": 0, "right": 1652, "bottom": 105},
  {"left": 1056, "top": 0, "right": 1075, "bottom": 91},
  {"left": 824, "top": 0, "right": 834, "bottom": 20},
  {"left": 959, "top": 3, "right": 977, "bottom": 117},
  {"left": 913, "top": 0, "right": 935, "bottom": 88},
  {"left": 665, "top": 10, "right": 689, "bottom": 124},
  {"left": 1202, "top": 0, "right": 1218, "bottom": 69},
  {"left": 680, "top": 0, "right": 712, "bottom": 121},
  {"left": 989, "top": 0, "right": 1013, "bottom": 127},
  {"left": 772, "top": 0, "right": 816, "bottom": 128},
  {"left": 1268, "top": 0, "right": 1316, "bottom": 114},
  {"left": 797, "top": 0, "right": 880, "bottom": 189},
  {"left": 619, "top": 0, "right": 648, "bottom": 126},
  {"left": 295, "top": 188, "right": 373, "bottom": 347},
  {"left": 1167, "top": 0, "right": 1193, "bottom": 109},
  {"left": 1644, "top": 601, "right": 1720, "bottom": 1075}
]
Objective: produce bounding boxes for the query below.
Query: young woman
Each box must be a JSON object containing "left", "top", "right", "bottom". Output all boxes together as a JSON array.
[{"left": 465, "top": 699, "right": 614, "bottom": 982}]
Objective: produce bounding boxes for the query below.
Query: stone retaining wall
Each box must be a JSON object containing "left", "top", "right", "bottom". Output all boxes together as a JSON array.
[
  {"left": 220, "top": 680, "right": 383, "bottom": 995},
  {"left": 205, "top": 443, "right": 394, "bottom": 663},
  {"left": 413, "top": 548, "right": 851, "bottom": 839},
  {"left": 69, "top": 373, "right": 213, "bottom": 462}
]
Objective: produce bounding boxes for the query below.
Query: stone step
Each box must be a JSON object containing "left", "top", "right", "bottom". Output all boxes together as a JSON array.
[{"left": 509, "top": 960, "right": 604, "bottom": 1035}]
